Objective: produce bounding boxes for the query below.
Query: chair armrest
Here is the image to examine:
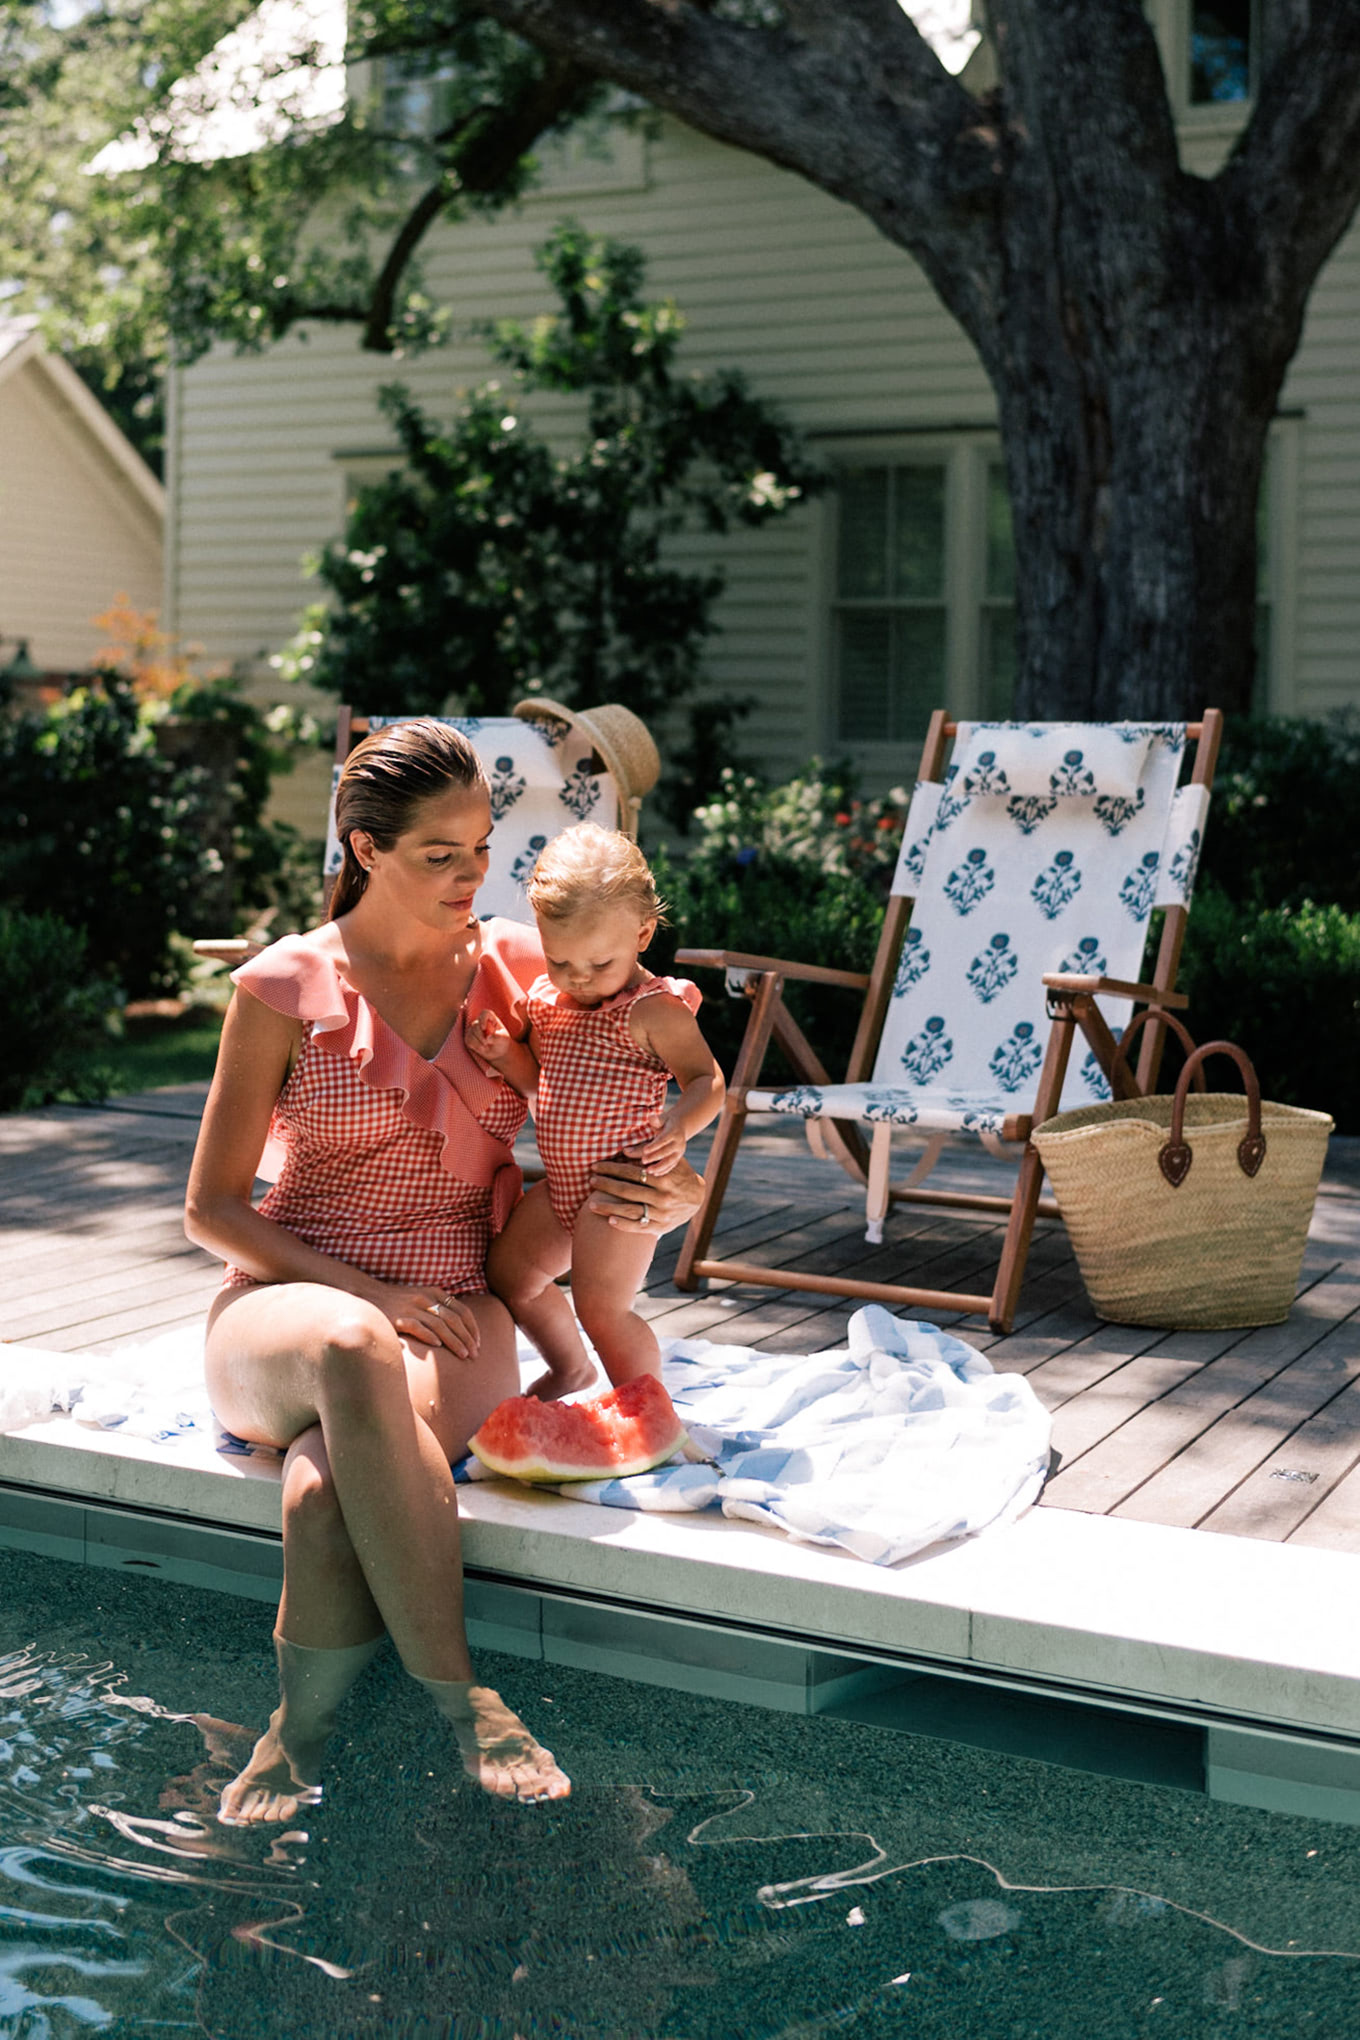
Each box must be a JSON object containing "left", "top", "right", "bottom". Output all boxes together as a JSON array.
[
  {"left": 675, "top": 947, "right": 871, "bottom": 992},
  {"left": 1042, "top": 972, "right": 1187, "bottom": 1010},
  {"left": 192, "top": 938, "right": 263, "bottom": 965}
]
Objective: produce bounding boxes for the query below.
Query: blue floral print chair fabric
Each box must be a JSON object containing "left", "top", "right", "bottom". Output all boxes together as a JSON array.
[
  {"left": 747, "top": 721, "right": 1205, "bottom": 1139},
  {"left": 323, "top": 714, "right": 619, "bottom": 923}
]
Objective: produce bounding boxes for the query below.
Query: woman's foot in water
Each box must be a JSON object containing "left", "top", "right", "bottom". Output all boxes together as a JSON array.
[
  {"left": 217, "top": 1709, "right": 327, "bottom": 1825},
  {"left": 420, "top": 1679, "right": 571, "bottom": 1803},
  {"left": 218, "top": 1633, "right": 383, "bottom": 1825}
]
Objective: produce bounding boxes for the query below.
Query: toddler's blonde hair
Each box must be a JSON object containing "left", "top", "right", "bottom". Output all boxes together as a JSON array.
[{"left": 528, "top": 823, "right": 665, "bottom": 926}]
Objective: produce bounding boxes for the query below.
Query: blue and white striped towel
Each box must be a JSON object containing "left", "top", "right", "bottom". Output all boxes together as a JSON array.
[{"left": 455, "top": 1306, "right": 1052, "bottom": 1566}]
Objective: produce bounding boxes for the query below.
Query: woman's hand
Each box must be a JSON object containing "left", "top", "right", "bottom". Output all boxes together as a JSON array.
[
  {"left": 370, "top": 1283, "right": 481, "bottom": 1359},
  {"left": 585, "top": 1152, "right": 704, "bottom": 1236}
]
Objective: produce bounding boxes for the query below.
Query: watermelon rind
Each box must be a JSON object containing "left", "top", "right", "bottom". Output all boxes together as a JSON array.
[{"left": 469, "top": 1376, "right": 688, "bottom": 1485}]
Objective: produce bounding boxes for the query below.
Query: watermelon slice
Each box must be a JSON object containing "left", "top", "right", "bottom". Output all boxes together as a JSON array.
[{"left": 469, "top": 1375, "right": 687, "bottom": 1484}]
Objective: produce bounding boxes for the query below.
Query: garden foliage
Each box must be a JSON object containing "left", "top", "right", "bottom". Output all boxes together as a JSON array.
[
  {"left": 279, "top": 224, "right": 821, "bottom": 819},
  {"left": 0, "top": 670, "right": 308, "bottom": 1005},
  {"left": 648, "top": 763, "right": 900, "bottom": 1078},
  {"left": 0, "top": 909, "right": 118, "bottom": 1112}
]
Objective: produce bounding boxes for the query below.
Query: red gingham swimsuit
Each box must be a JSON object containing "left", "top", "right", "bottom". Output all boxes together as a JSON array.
[
  {"left": 223, "top": 920, "right": 542, "bottom": 1295},
  {"left": 529, "top": 973, "right": 703, "bottom": 1232}
]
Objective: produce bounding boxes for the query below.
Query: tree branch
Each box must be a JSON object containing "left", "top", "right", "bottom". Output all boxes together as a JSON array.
[
  {"left": 466, "top": 0, "right": 1009, "bottom": 358},
  {"left": 362, "top": 177, "right": 452, "bottom": 350},
  {"left": 360, "top": 52, "right": 599, "bottom": 350},
  {"left": 1220, "top": 0, "right": 1360, "bottom": 325}
]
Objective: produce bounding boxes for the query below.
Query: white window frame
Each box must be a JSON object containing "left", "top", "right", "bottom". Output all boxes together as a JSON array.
[
  {"left": 813, "top": 415, "right": 1297, "bottom": 751},
  {"left": 813, "top": 429, "right": 1007, "bottom": 778},
  {"left": 1145, "top": 0, "right": 1258, "bottom": 131}
]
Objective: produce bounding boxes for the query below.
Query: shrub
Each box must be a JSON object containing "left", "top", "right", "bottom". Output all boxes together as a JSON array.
[
  {"left": 0, "top": 909, "right": 119, "bottom": 1111},
  {"left": 277, "top": 224, "right": 822, "bottom": 822},
  {"left": 1203, "top": 710, "right": 1360, "bottom": 913},
  {"left": 649, "top": 845, "right": 883, "bottom": 1081},
  {"left": 0, "top": 671, "right": 309, "bottom": 996},
  {"left": 1175, "top": 884, "right": 1360, "bottom": 1131},
  {"left": 162, "top": 678, "right": 321, "bottom": 936}
]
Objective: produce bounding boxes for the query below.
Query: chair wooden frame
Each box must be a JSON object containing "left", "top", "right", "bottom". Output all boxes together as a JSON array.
[{"left": 673, "top": 708, "right": 1223, "bottom": 1334}]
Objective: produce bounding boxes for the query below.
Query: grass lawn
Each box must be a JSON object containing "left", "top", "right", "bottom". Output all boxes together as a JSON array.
[{"left": 97, "top": 1009, "right": 225, "bottom": 1097}]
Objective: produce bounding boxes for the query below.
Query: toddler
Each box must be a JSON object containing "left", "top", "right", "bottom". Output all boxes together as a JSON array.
[{"left": 467, "top": 823, "right": 724, "bottom": 1398}]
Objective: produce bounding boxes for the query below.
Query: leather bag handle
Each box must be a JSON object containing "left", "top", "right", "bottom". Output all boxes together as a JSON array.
[
  {"left": 1158, "top": 1040, "right": 1267, "bottom": 1189},
  {"left": 1108, "top": 1006, "right": 1206, "bottom": 1098}
]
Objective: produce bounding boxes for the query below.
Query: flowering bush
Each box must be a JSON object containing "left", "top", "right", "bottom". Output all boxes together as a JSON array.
[{"left": 690, "top": 763, "right": 910, "bottom": 897}]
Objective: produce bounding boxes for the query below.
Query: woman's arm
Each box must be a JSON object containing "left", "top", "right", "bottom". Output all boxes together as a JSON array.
[{"left": 186, "top": 988, "right": 479, "bottom": 1355}]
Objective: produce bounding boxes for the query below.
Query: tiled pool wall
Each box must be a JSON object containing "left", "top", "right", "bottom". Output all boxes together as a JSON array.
[{"left": 5, "top": 1474, "right": 1359, "bottom": 1832}]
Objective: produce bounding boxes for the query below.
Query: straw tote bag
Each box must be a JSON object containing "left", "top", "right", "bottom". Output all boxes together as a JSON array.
[{"left": 1032, "top": 1017, "right": 1333, "bottom": 1329}]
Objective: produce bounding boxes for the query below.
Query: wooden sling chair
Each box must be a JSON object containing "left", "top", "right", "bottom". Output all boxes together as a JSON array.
[
  {"left": 674, "top": 710, "right": 1223, "bottom": 1335},
  {"left": 194, "top": 696, "right": 661, "bottom": 964}
]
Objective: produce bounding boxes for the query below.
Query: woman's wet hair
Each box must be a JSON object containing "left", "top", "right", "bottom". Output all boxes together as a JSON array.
[
  {"left": 329, "top": 718, "right": 489, "bottom": 918},
  {"left": 527, "top": 822, "right": 665, "bottom": 926}
]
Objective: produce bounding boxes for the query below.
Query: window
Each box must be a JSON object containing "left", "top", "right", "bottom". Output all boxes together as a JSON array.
[
  {"left": 1143, "top": 1, "right": 1258, "bottom": 119},
  {"left": 824, "top": 419, "right": 1295, "bottom": 746},
  {"left": 826, "top": 437, "right": 1014, "bottom": 760},
  {"left": 1189, "top": 2, "right": 1255, "bottom": 104}
]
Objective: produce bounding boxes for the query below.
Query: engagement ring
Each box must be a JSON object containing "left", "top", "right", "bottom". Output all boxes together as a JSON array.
[{"left": 638, "top": 1203, "right": 650, "bottom": 1227}]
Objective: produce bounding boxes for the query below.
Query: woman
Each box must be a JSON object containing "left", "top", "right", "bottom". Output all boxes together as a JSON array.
[{"left": 186, "top": 720, "right": 701, "bottom": 1820}]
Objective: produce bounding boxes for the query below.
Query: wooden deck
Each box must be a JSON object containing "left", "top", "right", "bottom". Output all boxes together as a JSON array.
[{"left": 4, "top": 1086, "right": 1359, "bottom": 1553}]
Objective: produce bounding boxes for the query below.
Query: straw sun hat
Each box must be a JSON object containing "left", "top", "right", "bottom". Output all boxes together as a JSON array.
[{"left": 512, "top": 697, "right": 661, "bottom": 839}]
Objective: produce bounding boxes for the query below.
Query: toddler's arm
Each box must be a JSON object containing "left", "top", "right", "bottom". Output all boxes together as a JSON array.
[
  {"left": 466, "top": 1009, "right": 539, "bottom": 1095},
  {"left": 630, "top": 994, "right": 725, "bottom": 1173}
]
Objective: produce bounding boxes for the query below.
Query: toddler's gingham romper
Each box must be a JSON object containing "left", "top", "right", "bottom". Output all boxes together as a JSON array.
[
  {"left": 528, "top": 973, "right": 703, "bottom": 1233},
  {"left": 222, "top": 920, "right": 541, "bottom": 1295}
]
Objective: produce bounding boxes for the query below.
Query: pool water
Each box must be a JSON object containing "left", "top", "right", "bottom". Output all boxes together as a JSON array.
[{"left": 3, "top": 1546, "right": 1360, "bottom": 2039}]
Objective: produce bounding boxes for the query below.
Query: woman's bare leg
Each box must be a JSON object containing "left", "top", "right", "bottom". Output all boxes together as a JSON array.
[
  {"left": 487, "top": 1184, "right": 597, "bottom": 1399},
  {"left": 569, "top": 1211, "right": 662, "bottom": 1384},
  {"left": 218, "top": 1427, "right": 385, "bottom": 1824},
  {"left": 207, "top": 1284, "right": 568, "bottom": 1807}
]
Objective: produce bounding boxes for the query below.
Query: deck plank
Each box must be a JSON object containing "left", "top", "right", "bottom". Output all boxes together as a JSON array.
[
  {"left": 1195, "top": 1368, "right": 1360, "bottom": 1542},
  {"left": 1285, "top": 1459, "right": 1360, "bottom": 1552},
  {"left": 1112, "top": 1316, "right": 1360, "bottom": 1530},
  {"left": 1031, "top": 1292, "right": 1360, "bottom": 1517}
]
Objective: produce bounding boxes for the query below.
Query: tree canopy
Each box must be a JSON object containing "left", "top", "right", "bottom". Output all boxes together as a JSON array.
[
  {"left": 7, "top": 0, "right": 1360, "bottom": 715},
  {"left": 0, "top": 0, "right": 607, "bottom": 464}
]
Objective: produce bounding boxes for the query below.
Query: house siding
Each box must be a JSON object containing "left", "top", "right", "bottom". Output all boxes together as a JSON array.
[
  {"left": 0, "top": 357, "right": 163, "bottom": 672},
  {"left": 169, "top": 110, "right": 1360, "bottom": 798}
]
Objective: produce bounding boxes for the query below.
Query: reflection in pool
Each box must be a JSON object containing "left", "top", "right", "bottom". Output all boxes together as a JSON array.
[{"left": 2, "top": 1546, "right": 1359, "bottom": 2038}]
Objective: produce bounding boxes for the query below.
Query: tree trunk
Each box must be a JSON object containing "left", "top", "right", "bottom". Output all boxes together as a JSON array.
[
  {"left": 991, "top": 197, "right": 1288, "bottom": 722},
  {"left": 471, "top": 0, "right": 1360, "bottom": 723}
]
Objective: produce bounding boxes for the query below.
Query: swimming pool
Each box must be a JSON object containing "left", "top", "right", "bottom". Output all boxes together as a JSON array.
[{"left": 3, "top": 1545, "right": 1360, "bottom": 2039}]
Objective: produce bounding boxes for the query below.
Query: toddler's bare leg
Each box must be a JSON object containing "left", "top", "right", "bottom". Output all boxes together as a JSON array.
[
  {"left": 569, "top": 1209, "right": 662, "bottom": 1385},
  {"left": 488, "top": 1183, "right": 597, "bottom": 1398}
]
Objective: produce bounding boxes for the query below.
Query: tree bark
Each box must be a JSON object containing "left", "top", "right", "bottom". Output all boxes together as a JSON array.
[{"left": 467, "top": 0, "right": 1360, "bottom": 721}]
